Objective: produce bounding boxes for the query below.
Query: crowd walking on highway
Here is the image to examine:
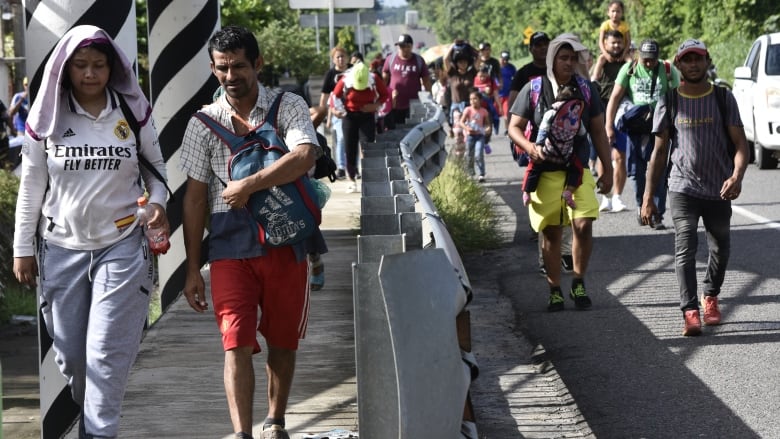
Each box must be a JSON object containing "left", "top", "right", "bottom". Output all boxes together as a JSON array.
[
  {"left": 369, "top": 0, "right": 743, "bottom": 341},
  {"left": 9, "top": 4, "right": 753, "bottom": 436}
]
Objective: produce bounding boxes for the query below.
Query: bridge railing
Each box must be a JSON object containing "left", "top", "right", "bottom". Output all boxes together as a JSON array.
[{"left": 353, "top": 98, "right": 478, "bottom": 438}]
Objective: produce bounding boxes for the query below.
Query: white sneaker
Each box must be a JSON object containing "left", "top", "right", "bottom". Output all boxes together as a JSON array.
[
  {"left": 599, "top": 196, "right": 612, "bottom": 212},
  {"left": 611, "top": 196, "right": 627, "bottom": 212},
  {"left": 346, "top": 183, "right": 357, "bottom": 194}
]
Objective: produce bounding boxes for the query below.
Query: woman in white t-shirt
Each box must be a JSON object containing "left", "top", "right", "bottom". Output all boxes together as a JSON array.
[{"left": 13, "top": 25, "right": 169, "bottom": 438}]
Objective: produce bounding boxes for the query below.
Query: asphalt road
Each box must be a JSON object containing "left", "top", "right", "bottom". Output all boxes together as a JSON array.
[{"left": 474, "top": 131, "right": 780, "bottom": 438}]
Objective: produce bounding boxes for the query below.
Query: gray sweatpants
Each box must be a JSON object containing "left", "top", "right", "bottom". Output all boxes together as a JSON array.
[{"left": 40, "top": 227, "right": 152, "bottom": 438}]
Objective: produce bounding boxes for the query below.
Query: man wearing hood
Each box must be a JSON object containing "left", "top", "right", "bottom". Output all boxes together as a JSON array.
[{"left": 508, "top": 34, "right": 613, "bottom": 312}]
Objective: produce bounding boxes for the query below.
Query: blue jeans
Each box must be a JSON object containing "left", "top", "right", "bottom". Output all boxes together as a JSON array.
[
  {"left": 629, "top": 133, "right": 666, "bottom": 217},
  {"left": 466, "top": 134, "right": 486, "bottom": 176},
  {"left": 669, "top": 191, "right": 732, "bottom": 311},
  {"left": 331, "top": 117, "right": 346, "bottom": 170}
]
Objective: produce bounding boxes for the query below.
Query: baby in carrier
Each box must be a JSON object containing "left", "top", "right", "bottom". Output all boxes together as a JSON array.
[{"left": 523, "top": 84, "right": 586, "bottom": 209}]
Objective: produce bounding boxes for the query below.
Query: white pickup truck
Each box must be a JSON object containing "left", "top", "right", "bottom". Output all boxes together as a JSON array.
[{"left": 732, "top": 32, "right": 780, "bottom": 169}]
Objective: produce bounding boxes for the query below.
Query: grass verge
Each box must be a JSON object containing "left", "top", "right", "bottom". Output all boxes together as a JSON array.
[
  {"left": 0, "top": 283, "right": 37, "bottom": 323},
  {"left": 429, "top": 157, "right": 502, "bottom": 252}
]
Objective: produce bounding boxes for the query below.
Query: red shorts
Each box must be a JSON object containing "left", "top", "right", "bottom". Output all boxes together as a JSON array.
[{"left": 210, "top": 247, "right": 309, "bottom": 352}]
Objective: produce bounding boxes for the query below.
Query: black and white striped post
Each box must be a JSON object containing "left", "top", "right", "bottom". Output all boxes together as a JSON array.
[
  {"left": 23, "top": 2, "right": 140, "bottom": 437},
  {"left": 145, "top": 0, "right": 220, "bottom": 312}
]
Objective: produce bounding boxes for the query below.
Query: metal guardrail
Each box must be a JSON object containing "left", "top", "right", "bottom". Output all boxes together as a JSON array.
[{"left": 353, "top": 99, "right": 478, "bottom": 438}]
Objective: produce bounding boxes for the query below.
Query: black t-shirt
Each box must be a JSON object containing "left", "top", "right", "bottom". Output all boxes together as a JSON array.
[
  {"left": 510, "top": 62, "right": 547, "bottom": 92},
  {"left": 321, "top": 65, "right": 351, "bottom": 94},
  {"left": 593, "top": 60, "right": 626, "bottom": 102}
]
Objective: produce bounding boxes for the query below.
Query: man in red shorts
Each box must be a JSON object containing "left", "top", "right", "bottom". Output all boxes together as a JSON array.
[{"left": 179, "top": 26, "right": 327, "bottom": 439}]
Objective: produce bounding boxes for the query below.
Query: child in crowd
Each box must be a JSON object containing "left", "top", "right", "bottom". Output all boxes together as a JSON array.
[
  {"left": 598, "top": 1, "right": 631, "bottom": 62},
  {"left": 459, "top": 90, "right": 491, "bottom": 182},
  {"left": 523, "top": 85, "right": 586, "bottom": 208},
  {"left": 473, "top": 64, "right": 501, "bottom": 133}
]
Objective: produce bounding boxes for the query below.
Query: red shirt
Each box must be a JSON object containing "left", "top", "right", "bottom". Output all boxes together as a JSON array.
[{"left": 333, "top": 73, "right": 390, "bottom": 112}]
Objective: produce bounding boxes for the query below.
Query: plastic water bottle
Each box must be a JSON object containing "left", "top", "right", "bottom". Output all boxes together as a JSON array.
[{"left": 136, "top": 196, "right": 170, "bottom": 255}]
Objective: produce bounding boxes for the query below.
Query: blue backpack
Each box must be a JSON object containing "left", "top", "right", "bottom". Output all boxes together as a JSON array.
[{"left": 193, "top": 93, "right": 321, "bottom": 248}]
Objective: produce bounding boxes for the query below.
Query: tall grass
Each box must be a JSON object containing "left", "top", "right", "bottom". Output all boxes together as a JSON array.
[
  {"left": 0, "top": 284, "right": 37, "bottom": 323},
  {"left": 429, "top": 158, "right": 502, "bottom": 252}
]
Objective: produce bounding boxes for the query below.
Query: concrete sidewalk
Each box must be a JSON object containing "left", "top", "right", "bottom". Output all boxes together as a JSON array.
[{"left": 2, "top": 129, "right": 594, "bottom": 438}]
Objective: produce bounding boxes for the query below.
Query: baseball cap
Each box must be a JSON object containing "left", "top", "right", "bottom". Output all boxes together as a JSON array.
[
  {"left": 639, "top": 39, "right": 659, "bottom": 59},
  {"left": 395, "top": 34, "right": 413, "bottom": 46},
  {"left": 530, "top": 32, "right": 550, "bottom": 46},
  {"left": 478, "top": 42, "right": 491, "bottom": 50},
  {"left": 676, "top": 38, "right": 708, "bottom": 61},
  {"left": 500, "top": 51, "right": 510, "bottom": 59}
]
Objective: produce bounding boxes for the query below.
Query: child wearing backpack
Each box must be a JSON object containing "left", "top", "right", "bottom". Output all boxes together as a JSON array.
[{"left": 523, "top": 84, "right": 586, "bottom": 208}]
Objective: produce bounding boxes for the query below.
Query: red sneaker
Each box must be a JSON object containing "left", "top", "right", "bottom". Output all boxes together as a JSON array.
[
  {"left": 701, "top": 296, "right": 722, "bottom": 326},
  {"left": 683, "top": 309, "right": 702, "bottom": 336}
]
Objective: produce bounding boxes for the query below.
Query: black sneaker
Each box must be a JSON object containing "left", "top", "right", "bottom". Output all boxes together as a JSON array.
[
  {"left": 547, "top": 288, "right": 565, "bottom": 312},
  {"left": 561, "top": 254, "right": 573, "bottom": 272},
  {"left": 538, "top": 264, "right": 547, "bottom": 276},
  {"left": 336, "top": 168, "right": 346, "bottom": 180},
  {"left": 570, "top": 282, "right": 592, "bottom": 309}
]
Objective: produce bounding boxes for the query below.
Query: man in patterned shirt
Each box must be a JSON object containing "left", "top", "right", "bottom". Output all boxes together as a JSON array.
[{"left": 179, "top": 25, "right": 326, "bottom": 439}]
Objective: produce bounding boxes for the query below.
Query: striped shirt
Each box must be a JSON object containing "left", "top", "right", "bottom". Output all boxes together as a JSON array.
[{"left": 654, "top": 86, "right": 742, "bottom": 200}]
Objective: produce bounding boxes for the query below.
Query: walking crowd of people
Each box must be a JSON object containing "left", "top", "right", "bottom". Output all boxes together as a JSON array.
[
  {"left": 323, "top": 0, "right": 744, "bottom": 343},
  {"left": 8, "top": 1, "right": 749, "bottom": 436}
]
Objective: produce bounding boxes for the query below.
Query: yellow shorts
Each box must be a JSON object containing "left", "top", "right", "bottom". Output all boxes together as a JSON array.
[{"left": 527, "top": 170, "right": 599, "bottom": 232}]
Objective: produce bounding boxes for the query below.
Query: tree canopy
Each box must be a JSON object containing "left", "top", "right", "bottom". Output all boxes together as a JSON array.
[{"left": 407, "top": 0, "right": 779, "bottom": 81}]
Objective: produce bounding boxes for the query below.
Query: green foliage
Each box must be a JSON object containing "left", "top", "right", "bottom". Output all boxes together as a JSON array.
[
  {"left": 0, "top": 170, "right": 19, "bottom": 291},
  {"left": 429, "top": 158, "right": 502, "bottom": 252},
  {"left": 337, "top": 26, "right": 357, "bottom": 54},
  {"left": 255, "top": 21, "right": 329, "bottom": 83},
  {"left": 409, "top": 0, "right": 779, "bottom": 89},
  {"left": 0, "top": 286, "right": 37, "bottom": 325},
  {"left": 220, "top": 0, "right": 298, "bottom": 29}
]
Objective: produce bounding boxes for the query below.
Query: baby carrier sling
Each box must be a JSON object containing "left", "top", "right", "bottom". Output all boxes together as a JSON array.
[
  {"left": 527, "top": 75, "right": 591, "bottom": 163},
  {"left": 543, "top": 98, "right": 586, "bottom": 164},
  {"left": 193, "top": 92, "right": 321, "bottom": 248}
]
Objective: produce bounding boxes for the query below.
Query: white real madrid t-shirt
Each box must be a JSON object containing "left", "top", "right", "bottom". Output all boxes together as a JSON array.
[{"left": 14, "top": 90, "right": 165, "bottom": 255}]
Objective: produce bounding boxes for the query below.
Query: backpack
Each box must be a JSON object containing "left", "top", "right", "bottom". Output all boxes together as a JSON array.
[
  {"left": 618, "top": 61, "right": 672, "bottom": 135},
  {"left": 664, "top": 86, "right": 735, "bottom": 177},
  {"left": 314, "top": 132, "right": 338, "bottom": 182},
  {"left": 193, "top": 92, "right": 321, "bottom": 248}
]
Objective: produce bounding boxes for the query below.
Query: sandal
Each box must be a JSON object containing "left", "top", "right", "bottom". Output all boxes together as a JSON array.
[{"left": 261, "top": 424, "right": 289, "bottom": 439}]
